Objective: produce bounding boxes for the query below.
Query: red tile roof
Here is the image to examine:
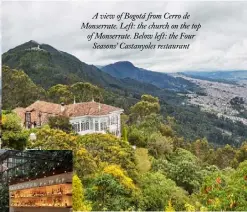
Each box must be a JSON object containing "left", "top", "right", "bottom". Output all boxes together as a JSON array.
[
  {"left": 26, "top": 101, "right": 61, "bottom": 115},
  {"left": 14, "top": 101, "right": 123, "bottom": 123},
  {"left": 64, "top": 101, "right": 123, "bottom": 117}
]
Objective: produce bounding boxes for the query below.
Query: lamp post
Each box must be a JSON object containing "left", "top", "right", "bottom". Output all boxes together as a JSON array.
[
  {"left": 29, "top": 133, "right": 39, "bottom": 149},
  {"left": 29, "top": 133, "right": 37, "bottom": 141}
]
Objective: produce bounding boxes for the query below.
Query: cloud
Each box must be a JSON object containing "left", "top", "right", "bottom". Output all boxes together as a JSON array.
[{"left": 2, "top": 1, "right": 247, "bottom": 72}]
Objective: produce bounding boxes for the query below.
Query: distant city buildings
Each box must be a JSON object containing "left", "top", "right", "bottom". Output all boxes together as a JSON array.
[{"left": 179, "top": 75, "right": 247, "bottom": 126}]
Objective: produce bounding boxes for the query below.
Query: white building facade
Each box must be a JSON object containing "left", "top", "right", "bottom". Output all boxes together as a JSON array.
[{"left": 70, "top": 111, "right": 122, "bottom": 137}]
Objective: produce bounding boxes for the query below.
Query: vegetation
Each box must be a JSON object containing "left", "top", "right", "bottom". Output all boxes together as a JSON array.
[
  {"left": 48, "top": 115, "right": 72, "bottom": 133},
  {"left": 2, "top": 111, "right": 29, "bottom": 150},
  {"left": 3, "top": 64, "right": 247, "bottom": 146},
  {"left": 72, "top": 174, "right": 91, "bottom": 211},
  {"left": 2, "top": 65, "right": 45, "bottom": 109},
  {"left": 2, "top": 94, "right": 247, "bottom": 211},
  {"left": 2, "top": 41, "right": 247, "bottom": 210},
  {"left": 0, "top": 183, "right": 9, "bottom": 212}
]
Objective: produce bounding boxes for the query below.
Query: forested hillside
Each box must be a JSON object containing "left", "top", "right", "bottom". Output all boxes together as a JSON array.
[
  {"left": 2, "top": 94, "right": 247, "bottom": 211},
  {"left": 3, "top": 41, "right": 247, "bottom": 146},
  {"left": 3, "top": 65, "right": 247, "bottom": 146},
  {"left": 101, "top": 61, "right": 198, "bottom": 91},
  {"left": 2, "top": 40, "right": 168, "bottom": 95}
]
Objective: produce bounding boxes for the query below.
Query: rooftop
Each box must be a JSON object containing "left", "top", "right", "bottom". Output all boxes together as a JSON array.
[{"left": 15, "top": 100, "right": 123, "bottom": 117}]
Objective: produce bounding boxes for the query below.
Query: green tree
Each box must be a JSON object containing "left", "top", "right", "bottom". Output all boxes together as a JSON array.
[
  {"left": 2, "top": 112, "right": 22, "bottom": 131},
  {"left": 227, "top": 160, "right": 247, "bottom": 210},
  {"left": 141, "top": 94, "right": 159, "bottom": 103},
  {"left": 128, "top": 128, "right": 147, "bottom": 147},
  {"left": 198, "top": 171, "right": 230, "bottom": 211},
  {"left": 165, "top": 200, "right": 175, "bottom": 212},
  {"left": 48, "top": 115, "right": 72, "bottom": 133},
  {"left": 155, "top": 148, "right": 204, "bottom": 194},
  {"left": 122, "top": 126, "right": 128, "bottom": 142},
  {"left": 73, "top": 174, "right": 91, "bottom": 211},
  {"left": 235, "top": 141, "right": 247, "bottom": 163},
  {"left": 2, "top": 65, "right": 45, "bottom": 110},
  {"left": 148, "top": 133, "right": 173, "bottom": 158},
  {"left": 29, "top": 127, "right": 78, "bottom": 150},
  {"left": 213, "top": 145, "right": 236, "bottom": 169},
  {"left": 70, "top": 82, "right": 103, "bottom": 102},
  {"left": 87, "top": 173, "right": 134, "bottom": 211},
  {"left": 130, "top": 94, "right": 160, "bottom": 121},
  {"left": 135, "top": 148, "right": 151, "bottom": 174},
  {"left": 47, "top": 84, "right": 73, "bottom": 104},
  {"left": 138, "top": 172, "right": 188, "bottom": 211},
  {"left": 2, "top": 112, "right": 28, "bottom": 150},
  {"left": 0, "top": 183, "right": 9, "bottom": 212},
  {"left": 77, "top": 134, "right": 137, "bottom": 178},
  {"left": 190, "top": 138, "right": 211, "bottom": 162},
  {"left": 87, "top": 165, "right": 137, "bottom": 211},
  {"left": 74, "top": 148, "right": 98, "bottom": 179}
]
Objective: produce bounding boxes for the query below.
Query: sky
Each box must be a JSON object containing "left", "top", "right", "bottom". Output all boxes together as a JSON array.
[{"left": 2, "top": 1, "right": 247, "bottom": 72}]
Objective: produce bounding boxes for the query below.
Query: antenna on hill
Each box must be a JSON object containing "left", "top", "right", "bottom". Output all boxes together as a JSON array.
[
  {"left": 74, "top": 96, "right": 76, "bottom": 104},
  {"left": 92, "top": 96, "right": 94, "bottom": 102}
]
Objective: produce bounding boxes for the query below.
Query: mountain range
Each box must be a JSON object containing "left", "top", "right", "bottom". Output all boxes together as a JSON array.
[
  {"left": 2, "top": 40, "right": 121, "bottom": 89},
  {"left": 2, "top": 40, "right": 198, "bottom": 93},
  {"left": 100, "top": 61, "right": 197, "bottom": 91},
  {"left": 2, "top": 40, "right": 247, "bottom": 146}
]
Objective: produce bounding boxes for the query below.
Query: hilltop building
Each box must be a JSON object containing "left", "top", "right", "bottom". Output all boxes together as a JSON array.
[
  {"left": 26, "top": 43, "right": 46, "bottom": 52},
  {"left": 14, "top": 100, "right": 123, "bottom": 137}
]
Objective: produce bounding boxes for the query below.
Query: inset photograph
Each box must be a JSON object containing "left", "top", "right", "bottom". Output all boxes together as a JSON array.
[{"left": 0, "top": 150, "right": 73, "bottom": 212}]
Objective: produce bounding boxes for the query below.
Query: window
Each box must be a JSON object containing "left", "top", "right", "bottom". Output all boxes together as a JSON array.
[
  {"left": 100, "top": 122, "right": 107, "bottom": 131},
  {"left": 72, "top": 122, "right": 80, "bottom": 132},
  {"left": 25, "top": 112, "right": 31, "bottom": 128},
  {"left": 90, "top": 120, "right": 93, "bottom": 130},
  {"left": 25, "top": 112, "right": 31, "bottom": 122},
  {"left": 110, "top": 116, "right": 114, "bottom": 125},
  {"left": 81, "top": 120, "right": 89, "bottom": 131},
  {"left": 110, "top": 115, "right": 118, "bottom": 125},
  {"left": 81, "top": 121, "right": 85, "bottom": 131},
  {"left": 72, "top": 123, "right": 76, "bottom": 132},
  {"left": 86, "top": 121, "right": 89, "bottom": 130},
  {"left": 95, "top": 121, "right": 99, "bottom": 131}
]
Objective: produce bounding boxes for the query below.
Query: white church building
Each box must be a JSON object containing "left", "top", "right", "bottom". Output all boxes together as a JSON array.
[{"left": 14, "top": 100, "right": 124, "bottom": 137}]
